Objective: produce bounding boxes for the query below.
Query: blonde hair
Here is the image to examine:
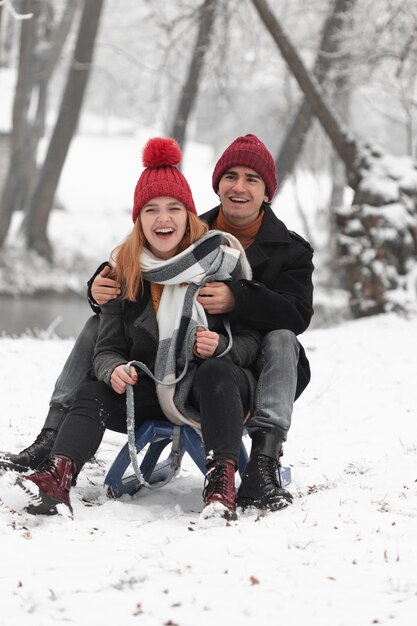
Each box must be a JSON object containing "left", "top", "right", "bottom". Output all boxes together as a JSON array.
[{"left": 110, "top": 212, "right": 208, "bottom": 301}]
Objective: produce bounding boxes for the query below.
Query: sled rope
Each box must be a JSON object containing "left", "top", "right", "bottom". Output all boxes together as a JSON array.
[
  {"left": 125, "top": 380, "right": 181, "bottom": 490},
  {"left": 124, "top": 318, "right": 232, "bottom": 489}
]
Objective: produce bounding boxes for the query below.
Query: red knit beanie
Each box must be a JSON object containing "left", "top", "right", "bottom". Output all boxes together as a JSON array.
[
  {"left": 132, "top": 137, "right": 197, "bottom": 222},
  {"left": 212, "top": 134, "right": 278, "bottom": 200}
]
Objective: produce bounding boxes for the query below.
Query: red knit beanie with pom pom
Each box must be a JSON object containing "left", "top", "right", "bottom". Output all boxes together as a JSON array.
[{"left": 132, "top": 137, "right": 197, "bottom": 222}]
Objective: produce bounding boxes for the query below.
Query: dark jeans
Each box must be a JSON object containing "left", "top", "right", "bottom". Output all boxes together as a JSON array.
[
  {"left": 53, "top": 359, "right": 249, "bottom": 470},
  {"left": 192, "top": 359, "right": 249, "bottom": 465},
  {"left": 45, "top": 317, "right": 300, "bottom": 442}
]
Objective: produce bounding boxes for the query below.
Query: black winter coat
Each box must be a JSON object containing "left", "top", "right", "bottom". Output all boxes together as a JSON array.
[
  {"left": 93, "top": 284, "right": 261, "bottom": 418},
  {"left": 200, "top": 203, "right": 314, "bottom": 399},
  {"left": 88, "top": 203, "right": 314, "bottom": 399},
  {"left": 94, "top": 283, "right": 260, "bottom": 389}
]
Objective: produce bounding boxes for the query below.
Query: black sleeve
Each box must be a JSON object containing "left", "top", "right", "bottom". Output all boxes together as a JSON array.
[{"left": 228, "top": 245, "right": 314, "bottom": 335}]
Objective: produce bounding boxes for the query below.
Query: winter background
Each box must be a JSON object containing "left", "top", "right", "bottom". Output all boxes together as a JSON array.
[
  {"left": 0, "top": 123, "right": 416, "bottom": 626},
  {"left": 2, "top": 0, "right": 417, "bottom": 603}
]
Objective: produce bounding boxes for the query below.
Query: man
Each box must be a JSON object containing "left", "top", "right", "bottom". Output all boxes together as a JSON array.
[{"left": 0, "top": 134, "right": 314, "bottom": 511}]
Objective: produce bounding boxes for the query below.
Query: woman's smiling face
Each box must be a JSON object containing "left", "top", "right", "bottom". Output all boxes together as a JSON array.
[{"left": 140, "top": 196, "right": 188, "bottom": 259}]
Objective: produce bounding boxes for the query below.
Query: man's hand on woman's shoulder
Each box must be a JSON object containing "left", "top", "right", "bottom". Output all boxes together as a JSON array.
[{"left": 91, "top": 265, "right": 121, "bottom": 305}]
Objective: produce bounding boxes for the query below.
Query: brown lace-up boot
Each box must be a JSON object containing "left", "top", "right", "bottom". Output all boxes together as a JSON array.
[
  {"left": 19, "top": 455, "right": 77, "bottom": 516},
  {"left": 202, "top": 460, "right": 237, "bottom": 521}
]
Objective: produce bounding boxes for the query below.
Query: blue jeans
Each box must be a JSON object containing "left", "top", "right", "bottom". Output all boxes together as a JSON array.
[{"left": 248, "top": 329, "right": 300, "bottom": 441}]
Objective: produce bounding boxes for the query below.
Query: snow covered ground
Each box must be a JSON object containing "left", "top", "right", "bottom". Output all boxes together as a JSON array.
[
  {"left": 0, "top": 311, "right": 416, "bottom": 626},
  {"left": 0, "top": 126, "right": 416, "bottom": 624}
]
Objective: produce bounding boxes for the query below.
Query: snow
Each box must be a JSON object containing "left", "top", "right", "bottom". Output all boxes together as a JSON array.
[
  {"left": 359, "top": 173, "right": 400, "bottom": 203},
  {"left": 357, "top": 149, "right": 417, "bottom": 206},
  {"left": 362, "top": 202, "right": 416, "bottom": 231},
  {"left": 1, "top": 125, "right": 416, "bottom": 624},
  {"left": 0, "top": 313, "right": 416, "bottom": 625}
]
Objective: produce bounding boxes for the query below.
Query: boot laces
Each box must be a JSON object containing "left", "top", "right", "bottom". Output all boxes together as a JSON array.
[
  {"left": 203, "top": 463, "right": 229, "bottom": 500},
  {"left": 258, "top": 454, "right": 281, "bottom": 487},
  {"left": 34, "top": 457, "right": 60, "bottom": 482},
  {"left": 22, "top": 429, "right": 55, "bottom": 456},
  {"left": 31, "top": 457, "right": 74, "bottom": 492}
]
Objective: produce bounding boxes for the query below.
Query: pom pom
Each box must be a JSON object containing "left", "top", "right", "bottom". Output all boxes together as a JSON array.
[{"left": 142, "top": 137, "right": 182, "bottom": 168}]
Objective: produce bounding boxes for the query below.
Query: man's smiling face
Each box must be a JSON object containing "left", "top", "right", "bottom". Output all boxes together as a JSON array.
[{"left": 218, "top": 166, "right": 269, "bottom": 227}]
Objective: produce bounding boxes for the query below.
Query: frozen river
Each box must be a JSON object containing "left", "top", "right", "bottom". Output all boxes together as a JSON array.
[{"left": 0, "top": 294, "right": 92, "bottom": 338}]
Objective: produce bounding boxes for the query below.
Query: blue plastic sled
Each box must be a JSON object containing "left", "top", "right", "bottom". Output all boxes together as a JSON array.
[{"left": 104, "top": 420, "right": 291, "bottom": 498}]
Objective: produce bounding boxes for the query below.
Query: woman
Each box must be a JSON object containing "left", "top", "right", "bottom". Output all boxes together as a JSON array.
[{"left": 20, "top": 138, "right": 260, "bottom": 521}]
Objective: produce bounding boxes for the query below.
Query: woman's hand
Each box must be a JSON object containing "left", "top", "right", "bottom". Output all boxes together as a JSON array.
[
  {"left": 92, "top": 265, "right": 121, "bottom": 305},
  {"left": 194, "top": 328, "right": 219, "bottom": 359},
  {"left": 110, "top": 364, "right": 137, "bottom": 394}
]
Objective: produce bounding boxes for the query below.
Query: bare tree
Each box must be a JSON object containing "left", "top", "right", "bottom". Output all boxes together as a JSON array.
[
  {"left": 0, "top": 1, "right": 80, "bottom": 247},
  {"left": 169, "top": 0, "right": 216, "bottom": 150},
  {"left": 251, "top": 0, "right": 358, "bottom": 184},
  {"left": 333, "top": 0, "right": 417, "bottom": 158},
  {"left": 22, "top": 1, "right": 80, "bottom": 216},
  {"left": 33, "top": 1, "right": 81, "bottom": 140},
  {"left": 0, "top": 5, "right": 3, "bottom": 59},
  {"left": 24, "top": 0, "right": 104, "bottom": 259},
  {"left": 0, "top": 0, "right": 35, "bottom": 246},
  {"left": 276, "top": 0, "right": 356, "bottom": 186},
  {"left": 252, "top": 0, "right": 417, "bottom": 317}
]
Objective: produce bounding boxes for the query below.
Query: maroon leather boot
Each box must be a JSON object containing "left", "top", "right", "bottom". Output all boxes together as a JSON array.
[
  {"left": 20, "top": 455, "right": 76, "bottom": 516},
  {"left": 202, "top": 460, "right": 237, "bottom": 521}
]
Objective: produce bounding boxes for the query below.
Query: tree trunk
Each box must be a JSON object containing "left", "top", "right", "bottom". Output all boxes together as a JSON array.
[
  {"left": 18, "top": 0, "right": 48, "bottom": 215},
  {"left": 327, "top": 24, "right": 353, "bottom": 283},
  {"left": 251, "top": 0, "right": 358, "bottom": 186},
  {"left": 1, "top": 4, "right": 18, "bottom": 68},
  {"left": 25, "top": 0, "right": 80, "bottom": 216},
  {"left": 0, "top": 1, "right": 80, "bottom": 248},
  {"left": 34, "top": 0, "right": 81, "bottom": 139},
  {"left": 0, "top": 5, "right": 3, "bottom": 62},
  {"left": 276, "top": 0, "right": 356, "bottom": 186},
  {"left": 25, "top": 0, "right": 104, "bottom": 259},
  {"left": 169, "top": 0, "right": 216, "bottom": 150},
  {"left": 0, "top": 0, "right": 35, "bottom": 247}
]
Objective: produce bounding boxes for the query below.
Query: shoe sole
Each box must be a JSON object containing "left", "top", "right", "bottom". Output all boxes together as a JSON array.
[
  {"left": 0, "top": 458, "right": 31, "bottom": 473},
  {"left": 17, "top": 479, "right": 73, "bottom": 517},
  {"left": 201, "top": 501, "right": 238, "bottom": 521},
  {"left": 0, "top": 457, "right": 50, "bottom": 473},
  {"left": 237, "top": 496, "right": 292, "bottom": 511}
]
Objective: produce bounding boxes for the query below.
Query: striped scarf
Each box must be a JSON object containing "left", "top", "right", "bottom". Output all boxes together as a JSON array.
[{"left": 137, "top": 229, "right": 252, "bottom": 428}]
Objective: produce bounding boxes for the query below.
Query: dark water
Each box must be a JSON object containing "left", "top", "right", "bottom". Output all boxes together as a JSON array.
[
  {"left": 0, "top": 293, "right": 349, "bottom": 339},
  {"left": 0, "top": 294, "right": 92, "bottom": 338}
]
